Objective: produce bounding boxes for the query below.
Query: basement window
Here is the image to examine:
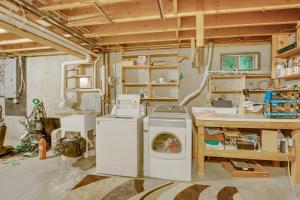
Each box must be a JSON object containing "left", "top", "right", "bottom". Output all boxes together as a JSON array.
[{"left": 221, "top": 52, "right": 260, "bottom": 71}]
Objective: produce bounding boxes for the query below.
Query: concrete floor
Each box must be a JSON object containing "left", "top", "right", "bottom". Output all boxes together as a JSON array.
[{"left": 0, "top": 140, "right": 299, "bottom": 200}]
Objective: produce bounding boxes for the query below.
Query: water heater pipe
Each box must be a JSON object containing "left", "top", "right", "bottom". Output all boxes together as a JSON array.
[
  {"left": 179, "top": 42, "right": 214, "bottom": 106},
  {"left": 60, "top": 56, "right": 106, "bottom": 108}
]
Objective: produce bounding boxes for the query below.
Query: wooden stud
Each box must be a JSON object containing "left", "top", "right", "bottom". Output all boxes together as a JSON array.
[
  {"left": 292, "top": 130, "right": 300, "bottom": 183},
  {"left": 196, "top": 11, "right": 204, "bottom": 47},
  {"left": 297, "top": 20, "right": 300, "bottom": 48},
  {"left": 197, "top": 126, "right": 205, "bottom": 176}
]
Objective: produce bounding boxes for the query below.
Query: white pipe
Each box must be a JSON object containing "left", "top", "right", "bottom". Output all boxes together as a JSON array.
[
  {"left": 179, "top": 43, "right": 214, "bottom": 106},
  {"left": 0, "top": 6, "right": 97, "bottom": 58},
  {"left": 60, "top": 56, "right": 106, "bottom": 108},
  {"left": 93, "top": 57, "right": 106, "bottom": 96},
  {"left": 100, "top": 64, "right": 106, "bottom": 96},
  {"left": 60, "top": 56, "right": 91, "bottom": 108}
]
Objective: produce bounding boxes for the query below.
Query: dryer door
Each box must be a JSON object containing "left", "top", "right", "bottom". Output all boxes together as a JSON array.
[{"left": 149, "top": 126, "right": 186, "bottom": 160}]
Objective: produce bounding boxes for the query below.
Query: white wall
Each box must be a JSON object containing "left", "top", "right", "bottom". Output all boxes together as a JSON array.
[
  {"left": 109, "top": 44, "right": 271, "bottom": 110},
  {"left": 26, "top": 55, "right": 76, "bottom": 117},
  {"left": 0, "top": 43, "right": 272, "bottom": 140}
]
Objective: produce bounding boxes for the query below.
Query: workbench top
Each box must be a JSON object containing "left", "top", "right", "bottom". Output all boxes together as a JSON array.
[{"left": 192, "top": 107, "right": 300, "bottom": 129}]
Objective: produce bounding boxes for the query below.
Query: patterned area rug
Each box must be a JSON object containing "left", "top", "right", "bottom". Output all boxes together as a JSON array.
[{"left": 63, "top": 174, "right": 244, "bottom": 200}]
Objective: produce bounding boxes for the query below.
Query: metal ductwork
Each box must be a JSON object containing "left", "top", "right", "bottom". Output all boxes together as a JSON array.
[
  {"left": 179, "top": 42, "right": 214, "bottom": 106},
  {"left": 0, "top": 6, "right": 97, "bottom": 58}
]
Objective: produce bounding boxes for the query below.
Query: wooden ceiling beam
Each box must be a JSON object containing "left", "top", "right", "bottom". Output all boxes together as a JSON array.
[
  {"left": 97, "top": 24, "right": 295, "bottom": 45},
  {"left": 0, "top": 32, "right": 23, "bottom": 40},
  {"left": 64, "top": 0, "right": 300, "bottom": 27},
  {"left": 84, "top": 10, "right": 299, "bottom": 38},
  {"left": 39, "top": 0, "right": 136, "bottom": 11},
  {"left": 98, "top": 32, "right": 179, "bottom": 45},
  {"left": 1, "top": 46, "right": 52, "bottom": 53},
  {"left": 94, "top": 3, "right": 114, "bottom": 23},
  {"left": 156, "top": 0, "right": 165, "bottom": 20},
  {"left": 173, "top": 0, "right": 178, "bottom": 15},
  {"left": 104, "top": 36, "right": 271, "bottom": 52},
  {"left": 0, "top": 42, "right": 45, "bottom": 50},
  {"left": 85, "top": 18, "right": 181, "bottom": 37},
  {"left": 0, "top": 19, "right": 85, "bottom": 58},
  {"left": 205, "top": 9, "right": 300, "bottom": 29},
  {"left": 205, "top": 24, "right": 296, "bottom": 39},
  {"left": 11, "top": 49, "right": 64, "bottom": 57}
]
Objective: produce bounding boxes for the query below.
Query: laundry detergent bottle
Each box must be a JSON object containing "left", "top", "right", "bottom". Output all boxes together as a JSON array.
[{"left": 39, "top": 136, "right": 46, "bottom": 160}]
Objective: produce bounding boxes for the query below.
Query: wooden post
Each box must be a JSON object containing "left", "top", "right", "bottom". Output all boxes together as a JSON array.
[
  {"left": 239, "top": 76, "right": 246, "bottom": 115},
  {"left": 291, "top": 130, "right": 300, "bottom": 183},
  {"left": 271, "top": 34, "right": 289, "bottom": 88},
  {"left": 196, "top": 11, "right": 204, "bottom": 47},
  {"left": 197, "top": 126, "right": 205, "bottom": 176},
  {"left": 297, "top": 21, "right": 300, "bottom": 48}
]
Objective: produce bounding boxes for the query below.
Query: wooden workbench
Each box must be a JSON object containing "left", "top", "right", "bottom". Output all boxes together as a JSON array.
[{"left": 192, "top": 108, "right": 300, "bottom": 183}]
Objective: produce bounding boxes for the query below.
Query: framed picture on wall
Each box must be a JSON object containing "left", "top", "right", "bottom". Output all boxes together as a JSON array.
[{"left": 221, "top": 52, "right": 260, "bottom": 71}]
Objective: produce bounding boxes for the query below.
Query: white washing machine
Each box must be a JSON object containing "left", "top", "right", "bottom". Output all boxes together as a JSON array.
[
  {"left": 96, "top": 95, "right": 144, "bottom": 177},
  {"left": 96, "top": 115, "right": 144, "bottom": 177},
  {"left": 144, "top": 105, "right": 192, "bottom": 181}
]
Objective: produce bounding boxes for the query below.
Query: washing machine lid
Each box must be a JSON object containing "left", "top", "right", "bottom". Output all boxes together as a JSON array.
[
  {"left": 150, "top": 105, "right": 189, "bottom": 119},
  {"left": 154, "top": 105, "right": 186, "bottom": 113}
]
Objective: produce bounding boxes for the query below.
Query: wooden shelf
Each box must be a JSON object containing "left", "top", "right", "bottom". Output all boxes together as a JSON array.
[
  {"left": 122, "top": 54, "right": 147, "bottom": 58},
  {"left": 211, "top": 89, "right": 269, "bottom": 94},
  {"left": 271, "top": 88, "right": 300, "bottom": 92},
  {"left": 141, "top": 97, "right": 178, "bottom": 101},
  {"left": 151, "top": 82, "right": 178, "bottom": 87},
  {"left": 150, "top": 65, "right": 178, "bottom": 69},
  {"left": 121, "top": 50, "right": 179, "bottom": 101},
  {"left": 65, "top": 68, "right": 79, "bottom": 71},
  {"left": 249, "top": 90, "right": 267, "bottom": 93},
  {"left": 211, "top": 90, "right": 242, "bottom": 94},
  {"left": 66, "top": 75, "right": 93, "bottom": 78},
  {"left": 123, "top": 83, "right": 148, "bottom": 87},
  {"left": 67, "top": 88, "right": 100, "bottom": 92},
  {"left": 246, "top": 74, "right": 272, "bottom": 78},
  {"left": 209, "top": 74, "right": 271, "bottom": 79},
  {"left": 122, "top": 65, "right": 178, "bottom": 70},
  {"left": 149, "top": 53, "right": 178, "bottom": 57},
  {"left": 123, "top": 82, "right": 178, "bottom": 87},
  {"left": 122, "top": 65, "right": 148, "bottom": 69},
  {"left": 276, "top": 73, "right": 300, "bottom": 79},
  {"left": 204, "top": 149, "right": 295, "bottom": 162},
  {"left": 276, "top": 47, "right": 300, "bottom": 59}
]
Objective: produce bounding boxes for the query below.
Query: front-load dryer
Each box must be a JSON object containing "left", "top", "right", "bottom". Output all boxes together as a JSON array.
[{"left": 144, "top": 105, "right": 192, "bottom": 181}]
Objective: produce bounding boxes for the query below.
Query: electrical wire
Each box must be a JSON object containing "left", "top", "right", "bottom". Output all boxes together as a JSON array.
[
  {"left": 17, "top": 56, "right": 26, "bottom": 100},
  {"left": 16, "top": 0, "right": 28, "bottom": 29}
]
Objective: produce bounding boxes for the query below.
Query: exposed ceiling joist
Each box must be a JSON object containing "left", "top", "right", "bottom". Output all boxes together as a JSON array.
[
  {"left": 173, "top": 0, "right": 177, "bottom": 15},
  {"left": 63, "top": 0, "right": 300, "bottom": 27},
  {"left": 0, "top": 32, "right": 24, "bottom": 41},
  {"left": 11, "top": 49, "right": 64, "bottom": 57},
  {"left": 94, "top": 2, "right": 114, "bottom": 23},
  {"left": 205, "top": 24, "right": 295, "bottom": 39},
  {"left": 83, "top": 10, "right": 300, "bottom": 38},
  {"left": 0, "top": 19, "right": 85, "bottom": 58},
  {"left": 156, "top": 0, "right": 165, "bottom": 20},
  {"left": 0, "top": 42, "right": 45, "bottom": 51},
  {"left": 97, "top": 24, "right": 294, "bottom": 45},
  {"left": 39, "top": 0, "right": 136, "bottom": 11}
]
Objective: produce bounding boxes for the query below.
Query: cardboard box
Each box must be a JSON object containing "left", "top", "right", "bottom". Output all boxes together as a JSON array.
[{"left": 261, "top": 130, "right": 278, "bottom": 152}]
